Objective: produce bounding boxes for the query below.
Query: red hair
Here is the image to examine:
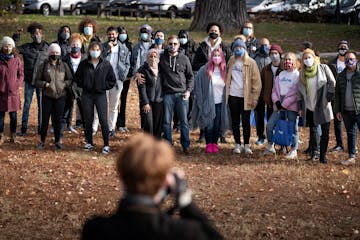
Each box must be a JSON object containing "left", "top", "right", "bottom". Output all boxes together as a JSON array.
[{"left": 206, "top": 48, "right": 226, "bottom": 80}]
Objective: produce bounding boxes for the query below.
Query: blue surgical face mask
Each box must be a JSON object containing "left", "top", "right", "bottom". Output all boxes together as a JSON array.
[
  {"left": 179, "top": 38, "right": 188, "bottom": 45},
  {"left": 119, "top": 33, "right": 127, "bottom": 42},
  {"left": 140, "top": 33, "right": 149, "bottom": 42},
  {"left": 242, "top": 27, "right": 252, "bottom": 37},
  {"left": 83, "top": 26, "right": 93, "bottom": 36},
  {"left": 234, "top": 48, "right": 245, "bottom": 57},
  {"left": 154, "top": 38, "right": 164, "bottom": 45},
  {"left": 90, "top": 50, "right": 101, "bottom": 59}
]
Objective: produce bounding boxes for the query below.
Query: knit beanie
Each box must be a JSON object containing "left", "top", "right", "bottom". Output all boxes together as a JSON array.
[
  {"left": 338, "top": 40, "right": 349, "bottom": 48},
  {"left": 1, "top": 36, "right": 15, "bottom": 49},
  {"left": 231, "top": 39, "right": 246, "bottom": 51},
  {"left": 270, "top": 44, "right": 283, "bottom": 55},
  {"left": 48, "top": 43, "right": 61, "bottom": 55}
]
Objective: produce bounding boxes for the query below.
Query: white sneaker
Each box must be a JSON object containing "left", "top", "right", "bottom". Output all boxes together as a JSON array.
[
  {"left": 233, "top": 144, "right": 242, "bottom": 154},
  {"left": 285, "top": 149, "right": 297, "bottom": 159},
  {"left": 263, "top": 144, "right": 276, "bottom": 155},
  {"left": 68, "top": 126, "right": 79, "bottom": 134},
  {"left": 341, "top": 157, "right": 356, "bottom": 166},
  {"left": 244, "top": 144, "right": 253, "bottom": 155},
  {"left": 102, "top": 146, "right": 110, "bottom": 154},
  {"left": 84, "top": 143, "right": 94, "bottom": 151},
  {"left": 119, "top": 127, "right": 130, "bottom": 133}
]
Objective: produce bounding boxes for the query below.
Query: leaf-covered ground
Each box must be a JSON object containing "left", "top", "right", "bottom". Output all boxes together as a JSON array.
[{"left": 0, "top": 82, "right": 359, "bottom": 239}]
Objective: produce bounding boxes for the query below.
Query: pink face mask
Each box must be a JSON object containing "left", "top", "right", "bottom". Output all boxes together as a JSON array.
[
  {"left": 284, "top": 60, "right": 294, "bottom": 70},
  {"left": 212, "top": 56, "right": 221, "bottom": 65}
]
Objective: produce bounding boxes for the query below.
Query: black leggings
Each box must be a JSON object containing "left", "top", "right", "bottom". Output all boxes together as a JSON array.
[
  {"left": 228, "top": 96, "right": 251, "bottom": 145},
  {"left": 82, "top": 93, "right": 109, "bottom": 146},
  {"left": 40, "top": 95, "right": 66, "bottom": 143}
]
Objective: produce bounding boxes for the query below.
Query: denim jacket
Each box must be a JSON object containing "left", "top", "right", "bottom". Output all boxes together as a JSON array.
[{"left": 102, "top": 42, "right": 131, "bottom": 82}]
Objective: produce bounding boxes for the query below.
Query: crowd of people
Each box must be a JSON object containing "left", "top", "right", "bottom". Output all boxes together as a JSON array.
[{"left": 0, "top": 17, "right": 359, "bottom": 165}]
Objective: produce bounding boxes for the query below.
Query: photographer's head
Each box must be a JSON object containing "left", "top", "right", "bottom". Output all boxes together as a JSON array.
[{"left": 117, "top": 134, "right": 174, "bottom": 196}]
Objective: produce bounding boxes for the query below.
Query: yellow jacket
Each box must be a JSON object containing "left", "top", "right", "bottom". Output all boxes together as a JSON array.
[{"left": 226, "top": 52, "right": 261, "bottom": 110}]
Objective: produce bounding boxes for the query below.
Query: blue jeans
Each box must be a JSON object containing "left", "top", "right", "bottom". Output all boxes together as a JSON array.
[
  {"left": 21, "top": 81, "right": 41, "bottom": 134},
  {"left": 163, "top": 93, "right": 190, "bottom": 149},
  {"left": 266, "top": 110, "right": 299, "bottom": 150},
  {"left": 205, "top": 103, "right": 222, "bottom": 144},
  {"left": 342, "top": 110, "right": 360, "bottom": 158},
  {"left": 0, "top": 111, "right": 17, "bottom": 133}
]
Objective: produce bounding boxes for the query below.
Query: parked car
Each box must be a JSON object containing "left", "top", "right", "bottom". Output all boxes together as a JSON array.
[
  {"left": 137, "top": 0, "right": 194, "bottom": 18},
  {"left": 23, "top": 0, "right": 88, "bottom": 15},
  {"left": 322, "top": 0, "right": 360, "bottom": 24}
]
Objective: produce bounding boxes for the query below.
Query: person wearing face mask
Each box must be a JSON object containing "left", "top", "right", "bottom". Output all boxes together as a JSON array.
[
  {"left": 298, "top": 49, "right": 335, "bottom": 164},
  {"left": 226, "top": 39, "right": 261, "bottom": 155},
  {"left": 92, "top": 26, "right": 131, "bottom": 137},
  {"left": 334, "top": 50, "right": 360, "bottom": 166},
  {"left": 150, "top": 30, "right": 165, "bottom": 54},
  {"left": 61, "top": 33, "right": 86, "bottom": 139},
  {"left": 328, "top": 40, "right": 351, "bottom": 153},
  {"left": 258, "top": 44, "right": 283, "bottom": 148},
  {"left": 15, "top": 22, "right": 49, "bottom": 137},
  {"left": 132, "top": 24, "right": 153, "bottom": 78},
  {"left": 191, "top": 49, "right": 228, "bottom": 154},
  {"left": 132, "top": 24, "right": 153, "bottom": 130},
  {"left": 54, "top": 25, "right": 71, "bottom": 58},
  {"left": 192, "top": 22, "right": 231, "bottom": 72},
  {"left": 34, "top": 43, "right": 72, "bottom": 150},
  {"left": 136, "top": 49, "right": 163, "bottom": 139},
  {"left": 192, "top": 22, "right": 231, "bottom": 144},
  {"left": 116, "top": 26, "right": 133, "bottom": 134},
  {"left": 0, "top": 36, "right": 24, "bottom": 144},
  {"left": 173, "top": 29, "right": 197, "bottom": 133},
  {"left": 263, "top": 52, "right": 300, "bottom": 159},
  {"left": 78, "top": 17, "right": 101, "bottom": 54},
  {"left": 75, "top": 41, "right": 116, "bottom": 154},
  {"left": 240, "top": 21, "right": 258, "bottom": 59},
  {"left": 253, "top": 38, "right": 272, "bottom": 145}
]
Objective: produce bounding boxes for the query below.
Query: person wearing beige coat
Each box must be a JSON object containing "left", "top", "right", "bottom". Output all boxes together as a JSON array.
[{"left": 226, "top": 39, "right": 261, "bottom": 154}]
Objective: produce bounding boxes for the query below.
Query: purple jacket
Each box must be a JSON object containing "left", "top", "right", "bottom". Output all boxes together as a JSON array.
[
  {"left": 0, "top": 56, "right": 24, "bottom": 112},
  {"left": 272, "top": 74, "right": 298, "bottom": 112}
]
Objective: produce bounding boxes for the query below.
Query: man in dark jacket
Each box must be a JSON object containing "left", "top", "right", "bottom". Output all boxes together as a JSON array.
[
  {"left": 54, "top": 25, "right": 71, "bottom": 58},
  {"left": 15, "top": 22, "right": 49, "bottom": 136},
  {"left": 334, "top": 50, "right": 360, "bottom": 166},
  {"left": 328, "top": 40, "right": 351, "bottom": 152},
  {"left": 81, "top": 134, "right": 223, "bottom": 240},
  {"left": 161, "top": 35, "right": 194, "bottom": 154}
]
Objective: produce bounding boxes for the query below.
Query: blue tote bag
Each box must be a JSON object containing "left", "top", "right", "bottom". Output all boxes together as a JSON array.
[{"left": 272, "top": 111, "right": 295, "bottom": 147}]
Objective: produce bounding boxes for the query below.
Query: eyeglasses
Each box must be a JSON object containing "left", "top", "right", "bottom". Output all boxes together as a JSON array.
[{"left": 168, "top": 42, "right": 178, "bottom": 46}]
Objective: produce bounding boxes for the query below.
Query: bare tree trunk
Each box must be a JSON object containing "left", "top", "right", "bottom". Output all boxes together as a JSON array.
[
  {"left": 58, "top": 0, "right": 64, "bottom": 16},
  {"left": 190, "top": 0, "right": 247, "bottom": 31},
  {"left": 335, "top": 0, "right": 340, "bottom": 23}
]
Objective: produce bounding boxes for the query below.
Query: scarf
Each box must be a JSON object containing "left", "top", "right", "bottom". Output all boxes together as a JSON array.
[
  {"left": 305, "top": 64, "right": 318, "bottom": 94},
  {"left": 204, "top": 36, "right": 222, "bottom": 58},
  {"left": 81, "top": 34, "right": 93, "bottom": 52},
  {"left": 0, "top": 53, "right": 14, "bottom": 61}
]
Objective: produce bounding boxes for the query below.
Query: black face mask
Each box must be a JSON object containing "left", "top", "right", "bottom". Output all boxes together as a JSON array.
[
  {"left": 71, "top": 46, "right": 81, "bottom": 54},
  {"left": 209, "top": 32, "right": 219, "bottom": 40},
  {"left": 49, "top": 55, "right": 61, "bottom": 61}
]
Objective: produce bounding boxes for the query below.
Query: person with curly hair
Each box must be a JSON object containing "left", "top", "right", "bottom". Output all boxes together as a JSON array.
[{"left": 78, "top": 17, "right": 101, "bottom": 54}]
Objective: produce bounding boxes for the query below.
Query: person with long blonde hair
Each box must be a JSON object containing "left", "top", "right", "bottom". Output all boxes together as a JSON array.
[{"left": 298, "top": 48, "right": 335, "bottom": 164}]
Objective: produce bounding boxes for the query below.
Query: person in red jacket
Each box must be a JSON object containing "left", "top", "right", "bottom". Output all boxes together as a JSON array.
[
  {"left": 81, "top": 133, "right": 223, "bottom": 240},
  {"left": 0, "top": 36, "right": 24, "bottom": 144}
]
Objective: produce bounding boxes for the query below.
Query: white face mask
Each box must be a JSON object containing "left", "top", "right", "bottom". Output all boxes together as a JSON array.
[{"left": 303, "top": 57, "right": 314, "bottom": 67}]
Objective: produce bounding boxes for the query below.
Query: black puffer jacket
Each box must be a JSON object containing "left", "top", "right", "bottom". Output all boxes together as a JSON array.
[
  {"left": 75, "top": 57, "right": 116, "bottom": 94},
  {"left": 334, "top": 65, "right": 360, "bottom": 114},
  {"left": 17, "top": 41, "right": 49, "bottom": 83}
]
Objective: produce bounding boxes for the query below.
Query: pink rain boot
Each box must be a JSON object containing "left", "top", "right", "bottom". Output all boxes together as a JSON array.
[
  {"left": 212, "top": 143, "right": 219, "bottom": 153},
  {"left": 205, "top": 144, "right": 213, "bottom": 153}
]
